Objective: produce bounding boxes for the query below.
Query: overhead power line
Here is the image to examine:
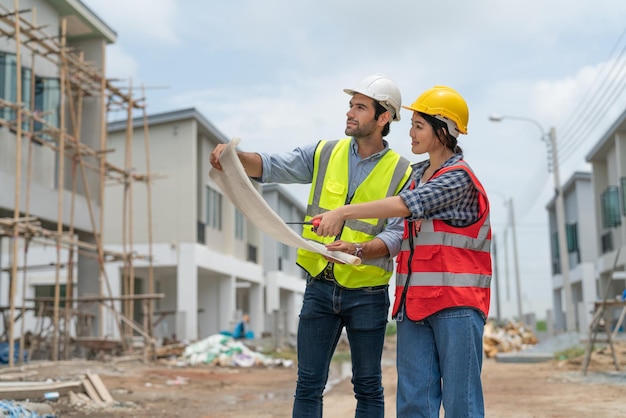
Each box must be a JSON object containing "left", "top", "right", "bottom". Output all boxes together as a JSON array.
[{"left": 510, "top": 27, "right": 626, "bottom": 219}]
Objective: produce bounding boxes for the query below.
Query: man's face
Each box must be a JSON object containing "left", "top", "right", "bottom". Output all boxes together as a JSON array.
[{"left": 345, "top": 93, "right": 380, "bottom": 138}]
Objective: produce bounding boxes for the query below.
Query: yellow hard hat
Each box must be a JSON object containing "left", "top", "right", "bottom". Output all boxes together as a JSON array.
[{"left": 403, "top": 85, "right": 469, "bottom": 136}]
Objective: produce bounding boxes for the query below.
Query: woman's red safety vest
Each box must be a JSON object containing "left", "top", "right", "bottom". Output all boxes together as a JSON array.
[{"left": 392, "top": 161, "right": 492, "bottom": 321}]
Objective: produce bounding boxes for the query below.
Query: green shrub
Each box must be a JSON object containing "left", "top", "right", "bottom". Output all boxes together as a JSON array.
[{"left": 554, "top": 346, "right": 587, "bottom": 360}]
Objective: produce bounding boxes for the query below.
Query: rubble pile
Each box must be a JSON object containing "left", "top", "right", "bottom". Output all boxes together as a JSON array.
[
  {"left": 181, "top": 334, "right": 293, "bottom": 368},
  {"left": 483, "top": 320, "right": 539, "bottom": 358}
]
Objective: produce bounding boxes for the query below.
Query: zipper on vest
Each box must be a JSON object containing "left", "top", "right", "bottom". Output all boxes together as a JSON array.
[
  {"left": 396, "top": 220, "right": 417, "bottom": 321},
  {"left": 334, "top": 193, "right": 353, "bottom": 242}
]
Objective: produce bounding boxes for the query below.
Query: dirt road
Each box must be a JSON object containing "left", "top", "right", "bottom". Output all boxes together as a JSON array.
[{"left": 7, "top": 337, "right": 626, "bottom": 417}]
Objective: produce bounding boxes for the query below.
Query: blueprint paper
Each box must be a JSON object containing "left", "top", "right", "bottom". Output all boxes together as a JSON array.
[{"left": 208, "top": 138, "right": 360, "bottom": 266}]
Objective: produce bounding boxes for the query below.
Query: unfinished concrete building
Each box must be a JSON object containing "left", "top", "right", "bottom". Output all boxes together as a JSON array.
[{"left": 0, "top": 0, "right": 156, "bottom": 366}]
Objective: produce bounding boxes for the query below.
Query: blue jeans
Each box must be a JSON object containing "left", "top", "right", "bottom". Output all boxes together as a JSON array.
[
  {"left": 396, "top": 307, "right": 485, "bottom": 418},
  {"left": 292, "top": 275, "right": 390, "bottom": 418}
]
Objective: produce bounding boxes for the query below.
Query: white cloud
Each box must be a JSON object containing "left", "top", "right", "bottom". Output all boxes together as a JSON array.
[{"left": 104, "top": 45, "right": 139, "bottom": 82}]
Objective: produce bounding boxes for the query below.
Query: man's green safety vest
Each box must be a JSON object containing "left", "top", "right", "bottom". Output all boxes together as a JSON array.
[{"left": 296, "top": 138, "right": 412, "bottom": 288}]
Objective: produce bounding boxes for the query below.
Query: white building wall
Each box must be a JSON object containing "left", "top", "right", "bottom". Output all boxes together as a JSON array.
[
  {"left": 176, "top": 243, "right": 198, "bottom": 341},
  {"left": 105, "top": 119, "right": 198, "bottom": 245}
]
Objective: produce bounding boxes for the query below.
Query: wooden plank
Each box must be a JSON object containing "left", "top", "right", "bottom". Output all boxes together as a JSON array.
[
  {"left": 0, "top": 380, "right": 82, "bottom": 400},
  {"left": 82, "top": 377, "right": 103, "bottom": 404},
  {"left": 86, "top": 372, "right": 114, "bottom": 403}
]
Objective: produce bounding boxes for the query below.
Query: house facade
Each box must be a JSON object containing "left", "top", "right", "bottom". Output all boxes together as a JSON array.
[
  {"left": 261, "top": 183, "right": 306, "bottom": 345},
  {"left": 547, "top": 172, "right": 597, "bottom": 332},
  {"left": 585, "top": 109, "right": 626, "bottom": 330},
  {"left": 104, "top": 108, "right": 306, "bottom": 343}
]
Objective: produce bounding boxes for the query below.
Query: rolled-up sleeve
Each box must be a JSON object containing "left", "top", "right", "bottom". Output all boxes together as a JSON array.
[
  {"left": 256, "top": 143, "right": 318, "bottom": 184},
  {"left": 376, "top": 216, "right": 404, "bottom": 258},
  {"left": 399, "top": 168, "right": 478, "bottom": 228}
]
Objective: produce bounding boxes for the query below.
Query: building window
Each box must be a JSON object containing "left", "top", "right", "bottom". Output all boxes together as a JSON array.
[
  {"left": 34, "top": 77, "right": 60, "bottom": 141},
  {"left": 601, "top": 186, "right": 621, "bottom": 228},
  {"left": 0, "top": 52, "right": 32, "bottom": 128},
  {"left": 197, "top": 220, "right": 206, "bottom": 244},
  {"left": 621, "top": 177, "right": 626, "bottom": 216},
  {"left": 34, "top": 284, "right": 67, "bottom": 315},
  {"left": 566, "top": 223, "right": 581, "bottom": 264},
  {"left": 247, "top": 244, "right": 257, "bottom": 263},
  {"left": 235, "top": 209, "right": 244, "bottom": 241},
  {"left": 206, "top": 186, "right": 222, "bottom": 231},
  {"left": 566, "top": 223, "right": 578, "bottom": 253},
  {"left": 601, "top": 231, "right": 613, "bottom": 254},
  {"left": 550, "top": 231, "right": 560, "bottom": 275},
  {"left": 278, "top": 243, "right": 290, "bottom": 271}
]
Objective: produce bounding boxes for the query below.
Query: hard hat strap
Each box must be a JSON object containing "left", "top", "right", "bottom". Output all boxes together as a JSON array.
[{"left": 434, "top": 115, "right": 460, "bottom": 138}]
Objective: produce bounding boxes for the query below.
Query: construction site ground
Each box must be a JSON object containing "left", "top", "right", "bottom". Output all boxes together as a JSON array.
[{"left": 4, "top": 334, "right": 626, "bottom": 418}]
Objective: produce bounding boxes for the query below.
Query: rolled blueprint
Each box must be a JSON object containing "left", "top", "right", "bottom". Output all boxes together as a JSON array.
[{"left": 208, "top": 138, "right": 361, "bottom": 266}]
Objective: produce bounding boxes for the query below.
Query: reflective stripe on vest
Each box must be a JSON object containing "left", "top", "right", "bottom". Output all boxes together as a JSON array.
[
  {"left": 296, "top": 138, "right": 412, "bottom": 288},
  {"left": 393, "top": 161, "right": 492, "bottom": 320}
]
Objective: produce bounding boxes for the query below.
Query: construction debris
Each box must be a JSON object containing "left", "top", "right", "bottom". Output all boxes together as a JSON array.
[
  {"left": 0, "top": 372, "right": 113, "bottom": 406},
  {"left": 154, "top": 342, "right": 186, "bottom": 359},
  {"left": 181, "top": 334, "right": 294, "bottom": 368},
  {"left": 483, "top": 319, "right": 539, "bottom": 358},
  {"left": 0, "top": 380, "right": 82, "bottom": 401},
  {"left": 0, "top": 400, "right": 55, "bottom": 418}
]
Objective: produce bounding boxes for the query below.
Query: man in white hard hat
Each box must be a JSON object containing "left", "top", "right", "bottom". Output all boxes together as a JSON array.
[{"left": 210, "top": 74, "right": 411, "bottom": 418}]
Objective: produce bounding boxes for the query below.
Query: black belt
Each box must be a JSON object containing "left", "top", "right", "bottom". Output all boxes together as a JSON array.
[{"left": 317, "top": 266, "right": 335, "bottom": 281}]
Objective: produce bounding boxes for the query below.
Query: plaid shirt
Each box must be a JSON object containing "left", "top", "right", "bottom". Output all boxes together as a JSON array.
[{"left": 399, "top": 153, "right": 480, "bottom": 227}]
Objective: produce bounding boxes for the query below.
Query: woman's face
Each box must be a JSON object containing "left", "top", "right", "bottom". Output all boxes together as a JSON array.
[{"left": 409, "top": 112, "right": 441, "bottom": 155}]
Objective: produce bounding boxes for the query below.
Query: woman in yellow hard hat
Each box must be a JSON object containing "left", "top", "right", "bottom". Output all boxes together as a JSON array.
[{"left": 312, "top": 86, "right": 492, "bottom": 418}]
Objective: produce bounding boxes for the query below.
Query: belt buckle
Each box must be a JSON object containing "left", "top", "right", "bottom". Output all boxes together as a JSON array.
[{"left": 320, "top": 268, "right": 334, "bottom": 281}]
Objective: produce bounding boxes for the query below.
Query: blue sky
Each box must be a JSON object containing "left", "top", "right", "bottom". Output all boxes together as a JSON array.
[{"left": 82, "top": 0, "right": 626, "bottom": 321}]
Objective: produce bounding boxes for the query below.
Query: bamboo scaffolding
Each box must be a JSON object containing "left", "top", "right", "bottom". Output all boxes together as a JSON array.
[
  {"left": 8, "top": 0, "right": 24, "bottom": 371},
  {"left": 0, "top": 1, "right": 158, "bottom": 365},
  {"left": 141, "top": 85, "right": 155, "bottom": 360},
  {"left": 18, "top": 18, "right": 37, "bottom": 364}
]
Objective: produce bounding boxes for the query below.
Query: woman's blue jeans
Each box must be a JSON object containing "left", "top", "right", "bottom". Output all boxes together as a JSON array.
[
  {"left": 292, "top": 275, "right": 390, "bottom": 418},
  {"left": 396, "top": 307, "right": 486, "bottom": 418}
]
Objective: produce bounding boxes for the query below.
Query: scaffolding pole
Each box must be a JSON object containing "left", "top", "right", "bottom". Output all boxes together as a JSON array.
[{"left": 0, "top": 0, "right": 158, "bottom": 365}]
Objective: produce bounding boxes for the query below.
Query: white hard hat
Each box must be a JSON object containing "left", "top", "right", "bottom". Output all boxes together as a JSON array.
[{"left": 344, "top": 73, "right": 402, "bottom": 121}]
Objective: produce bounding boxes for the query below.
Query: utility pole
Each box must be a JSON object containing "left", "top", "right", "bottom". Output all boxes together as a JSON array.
[
  {"left": 508, "top": 198, "right": 523, "bottom": 323},
  {"left": 549, "top": 127, "right": 575, "bottom": 331},
  {"left": 489, "top": 115, "right": 575, "bottom": 331},
  {"left": 489, "top": 191, "right": 518, "bottom": 321}
]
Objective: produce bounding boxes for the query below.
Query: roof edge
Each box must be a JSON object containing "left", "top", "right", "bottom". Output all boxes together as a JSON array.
[{"left": 54, "top": 0, "right": 117, "bottom": 43}]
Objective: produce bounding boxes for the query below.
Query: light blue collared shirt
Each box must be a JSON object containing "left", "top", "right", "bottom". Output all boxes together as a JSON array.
[{"left": 254, "top": 138, "right": 405, "bottom": 257}]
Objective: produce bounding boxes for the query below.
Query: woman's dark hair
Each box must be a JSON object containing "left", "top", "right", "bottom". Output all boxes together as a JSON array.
[
  {"left": 419, "top": 112, "right": 462, "bottom": 153},
  {"left": 374, "top": 101, "right": 391, "bottom": 137}
]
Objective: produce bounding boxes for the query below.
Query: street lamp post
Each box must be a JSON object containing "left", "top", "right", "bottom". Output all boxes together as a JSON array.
[
  {"left": 508, "top": 198, "right": 523, "bottom": 324},
  {"left": 489, "top": 115, "right": 575, "bottom": 332}
]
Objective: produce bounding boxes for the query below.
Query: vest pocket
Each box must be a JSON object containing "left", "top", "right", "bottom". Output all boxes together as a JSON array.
[
  {"left": 412, "top": 246, "right": 440, "bottom": 260},
  {"left": 408, "top": 286, "right": 443, "bottom": 299},
  {"left": 325, "top": 180, "right": 346, "bottom": 196}
]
